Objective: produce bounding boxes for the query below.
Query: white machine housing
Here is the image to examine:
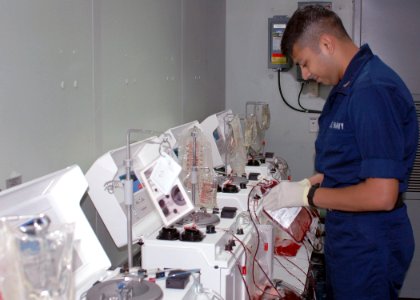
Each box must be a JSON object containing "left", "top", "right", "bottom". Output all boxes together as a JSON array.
[
  {"left": 0, "top": 165, "right": 111, "bottom": 300},
  {"left": 0, "top": 165, "right": 200, "bottom": 299},
  {"left": 85, "top": 123, "right": 209, "bottom": 248},
  {"left": 85, "top": 137, "right": 164, "bottom": 248},
  {"left": 142, "top": 214, "right": 274, "bottom": 300},
  {"left": 83, "top": 118, "right": 316, "bottom": 299},
  {"left": 200, "top": 109, "right": 233, "bottom": 168},
  {"left": 163, "top": 120, "right": 201, "bottom": 153}
]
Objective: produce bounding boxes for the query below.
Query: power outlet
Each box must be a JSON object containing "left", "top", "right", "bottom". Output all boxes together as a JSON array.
[
  {"left": 6, "top": 174, "right": 22, "bottom": 188},
  {"left": 309, "top": 117, "right": 319, "bottom": 133}
]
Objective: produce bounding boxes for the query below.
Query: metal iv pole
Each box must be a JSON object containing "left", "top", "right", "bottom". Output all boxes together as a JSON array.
[{"left": 124, "top": 128, "right": 146, "bottom": 269}]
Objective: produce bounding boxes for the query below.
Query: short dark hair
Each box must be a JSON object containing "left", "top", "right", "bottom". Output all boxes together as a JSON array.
[{"left": 281, "top": 5, "right": 350, "bottom": 59}]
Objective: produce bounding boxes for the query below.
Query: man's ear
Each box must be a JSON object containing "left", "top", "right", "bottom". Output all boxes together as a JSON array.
[{"left": 319, "top": 33, "right": 335, "bottom": 55}]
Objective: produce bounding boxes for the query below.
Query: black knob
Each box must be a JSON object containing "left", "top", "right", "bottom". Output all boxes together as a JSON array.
[{"left": 206, "top": 224, "right": 216, "bottom": 234}]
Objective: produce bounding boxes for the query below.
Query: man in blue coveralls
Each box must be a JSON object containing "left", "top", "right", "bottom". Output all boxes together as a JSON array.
[{"left": 263, "top": 5, "right": 418, "bottom": 300}]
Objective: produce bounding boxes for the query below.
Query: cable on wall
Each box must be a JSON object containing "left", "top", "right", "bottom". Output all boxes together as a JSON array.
[{"left": 277, "top": 70, "right": 322, "bottom": 114}]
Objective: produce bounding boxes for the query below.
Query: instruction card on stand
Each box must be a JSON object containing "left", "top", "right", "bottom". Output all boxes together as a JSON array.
[
  {"left": 137, "top": 154, "right": 193, "bottom": 226},
  {"left": 150, "top": 152, "right": 182, "bottom": 194}
]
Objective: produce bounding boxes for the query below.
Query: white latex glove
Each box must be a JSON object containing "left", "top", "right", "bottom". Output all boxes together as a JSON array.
[{"left": 263, "top": 179, "right": 311, "bottom": 211}]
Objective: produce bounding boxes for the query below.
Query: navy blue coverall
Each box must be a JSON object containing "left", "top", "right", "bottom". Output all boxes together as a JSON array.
[{"left": 315, "top": 44, "right": 418, "bottom": 299}]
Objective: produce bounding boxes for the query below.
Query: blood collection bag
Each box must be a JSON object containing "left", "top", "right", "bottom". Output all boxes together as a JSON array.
[{"left": 263, "top": 207, "right": 313, "bottom": 256}]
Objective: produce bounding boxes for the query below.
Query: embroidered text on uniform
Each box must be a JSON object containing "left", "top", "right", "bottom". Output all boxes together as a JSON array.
[{"left": 329, "top": 121, "right": 344, "bottom": 130}]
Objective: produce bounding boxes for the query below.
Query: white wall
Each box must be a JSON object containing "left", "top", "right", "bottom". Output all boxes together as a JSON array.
[
  {"left": 0, "top": 0, "right": 225, "bottom": 265},
  {"left": 93, "top": 0, "right": 185, "bottom": 153},
  {"left": 182, "top": 0, "right": 226, "bottom": 123},
  {"left": 0, "top": 0, "right": 95, "bottom": 187},
  {"left": 0, "top": 0, "right": 225, "bottom": 190}
]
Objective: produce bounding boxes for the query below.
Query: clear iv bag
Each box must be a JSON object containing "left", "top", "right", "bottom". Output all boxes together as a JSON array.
[
  {"left": 0, "top": 220, "right": 25, "bottom": 300},
  {"left": 0, "top": 219, "right": 75, "bottom": 300},
  {"left": 244, "top": 114, "right": 258, "bottom": 150},
  {"left": 245, "top": 102, "right": 271, "bottom": 156},
  {"left": 226, "top": 115, "right": 247, "bottom": 176}
]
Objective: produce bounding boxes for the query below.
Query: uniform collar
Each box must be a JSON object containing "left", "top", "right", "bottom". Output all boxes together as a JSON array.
[{"left": 333, "top": 44, "right": 374, "bottom": 94}]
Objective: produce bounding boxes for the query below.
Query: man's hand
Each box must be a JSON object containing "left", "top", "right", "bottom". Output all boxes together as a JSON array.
[{"left": 263, "top": 179, "right": 311, "bottom": 211}]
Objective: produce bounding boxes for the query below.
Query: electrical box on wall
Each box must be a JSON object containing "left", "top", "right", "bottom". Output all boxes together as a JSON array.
[{"left": 268, "top": 15, "right": 292, "bottom": 71}]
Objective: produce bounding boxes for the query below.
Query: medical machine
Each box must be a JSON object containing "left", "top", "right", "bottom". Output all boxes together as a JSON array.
[
  {"left": 162, "top": 120, "right": 201, "bottom": 157},
  {"left": 0, "top": 165, "right": 201, "bottom": 299},
  {"left": 142, "top": 177, "right": 320, "bottom": 299},
  {"left": 0, "top": 165, "right": 203, "bottom": 300},
  {"left": 82, "top": 128, "right": 265, "bottom": 299},
  {"left": 141, "top": 202, "right": 276, "bottom": 300},
  {"left": 0, "top": 166, "right": 111, "bottom": 299},
  {"left": 200, "top": 110, "right": 233, "bottom": 169},
  {"left": 85, "top": 136, "right": 164, "bottom": 248},
  {"left": 83, "top": 119, "right": 318, "bottom": 299}
]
